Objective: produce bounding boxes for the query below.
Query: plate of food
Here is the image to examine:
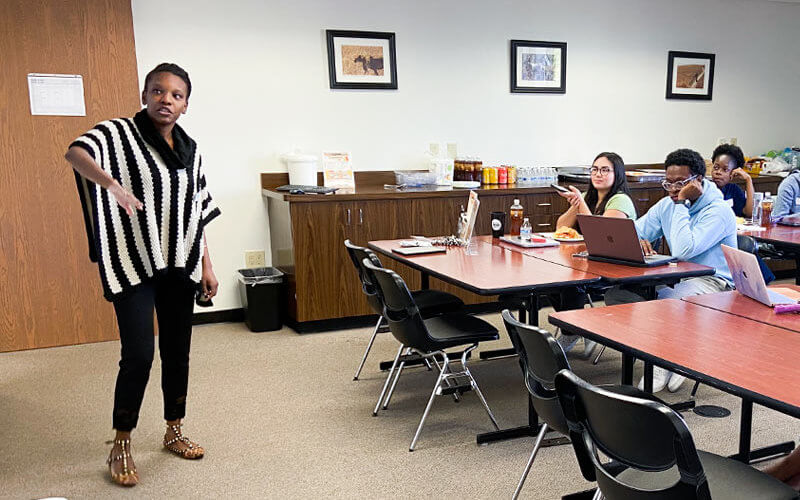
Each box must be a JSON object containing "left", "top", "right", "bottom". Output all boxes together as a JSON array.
[{"left": 551, "top": 226, "right": 584, "bottom": 242}]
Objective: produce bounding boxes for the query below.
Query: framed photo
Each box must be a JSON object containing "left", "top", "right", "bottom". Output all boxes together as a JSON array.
[
  {"left": 666, "top": 51, "right": 715, "bottom": 100},
  {"left": 510, "top": 40, "right": 567, "bottom": 94},
  {"left": 326, "top": 30, "right": 397, "bottom": 90}
]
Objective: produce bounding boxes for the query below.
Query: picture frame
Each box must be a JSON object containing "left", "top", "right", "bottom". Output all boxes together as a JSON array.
[
  {"left": 510, "top": 40, "right": 567, "bottom": 94},
  {"left": 666, "top": 51, "right": 715, "bottom": 100},
  {"left": 326, "top": 30, "right": 397, "bottom": 90}
]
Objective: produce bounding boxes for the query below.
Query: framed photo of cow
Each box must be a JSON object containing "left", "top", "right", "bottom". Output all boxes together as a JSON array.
[
  {"left": 510, "top": 40, "right": 567, "bottom": 94},
  {"left": 326, "top": 30, "right": 397, "bottom": 90},
  {"left": 666, "top": 51, "right": 715, "bottom": 100}
]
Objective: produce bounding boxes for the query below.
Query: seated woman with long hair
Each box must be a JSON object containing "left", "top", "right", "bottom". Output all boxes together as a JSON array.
[{"left": 552, "top": 152, "right": 636, "bottom": 357}]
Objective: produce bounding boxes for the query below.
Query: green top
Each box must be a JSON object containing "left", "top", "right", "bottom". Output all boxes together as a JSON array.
[{"left": 601, "top": 192, "right": 637, "bottom": 219}]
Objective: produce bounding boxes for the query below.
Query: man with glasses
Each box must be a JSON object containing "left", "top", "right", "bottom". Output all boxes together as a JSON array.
[{"left": 606, "top": 148, "right": 737, "bottom": 393}]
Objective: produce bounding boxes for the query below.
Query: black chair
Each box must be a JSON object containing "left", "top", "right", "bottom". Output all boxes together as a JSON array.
[
  {"left": 555, "top": 369, "right": 798, "bottom": 500},
  {"left": 502, "top": 310, "right": 661, "bottom": 500},
  {"left": 343, "top": 240, "right": 463, "bottom": 382},
  {"left": 363, "top": 258, "right": 500, "bottom": 451}
]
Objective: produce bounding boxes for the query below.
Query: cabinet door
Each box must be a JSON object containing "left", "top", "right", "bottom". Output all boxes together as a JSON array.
[
  {"left": 352, "top": 200, "right": 421, "bottom": 303},
  {"left": 291, "top": 201, "right": 360, "bottom": 321},
  {"left": 411, "top": 197, "right": 467, "bottom": 237}
]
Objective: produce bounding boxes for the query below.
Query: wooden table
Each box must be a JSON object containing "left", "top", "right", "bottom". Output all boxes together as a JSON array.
[
  {"left": 682, "top": 285, "right": 800, "bottom": 333},
  {"left": 483, "top": 235, "right": 715, "bottom": 286},
  {"left": 368, "top": 238, "right": 600, "bottom": 297},
  {"left": 740, "top": 224, "right": 800, "bottom": 284},
  {"left": 549, "top": 299, "right": 799, "bottom": 462}
]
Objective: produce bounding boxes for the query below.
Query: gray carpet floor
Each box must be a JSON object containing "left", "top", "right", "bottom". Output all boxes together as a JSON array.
[{"left": 2, "top": 307, "right": 799, "bottom": 499}]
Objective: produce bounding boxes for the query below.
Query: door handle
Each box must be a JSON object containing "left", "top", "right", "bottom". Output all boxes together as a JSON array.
[
  {"left": 346, "top": 208, "right": 351, "bottom": 225},
  {"left": 359, "top": 208, "right": 363, "bottom": 225}
]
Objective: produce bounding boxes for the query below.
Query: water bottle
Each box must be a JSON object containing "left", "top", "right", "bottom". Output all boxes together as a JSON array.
[{"left": 520, "top": 217, "right": 532, "bottom": 241}]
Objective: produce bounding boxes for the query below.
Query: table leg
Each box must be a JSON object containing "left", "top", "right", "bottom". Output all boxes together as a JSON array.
[
  {"left": 643, "top": 361, "right": 654, "bottom": 393},
  {"left": 477, "top": 394, "right": 539, "bottom": 444},
  {"left": 480, "top": 293, "right": 537, "bottom": 360},
  {"left": 737, "top": 399, "right": 753, "bottom": 463},
  {"left": 621, "top": 353, "right": 634, "bottom": 386}
]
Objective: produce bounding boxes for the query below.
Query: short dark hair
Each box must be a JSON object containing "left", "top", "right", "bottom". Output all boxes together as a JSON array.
[
  {"left": 664, "top": 148, "right": 706, "bottom": 177},
  {"left": 143, "top": 63, "right": 192, "bottom": 98},
  {"left": 711, "top": 144, "right": 745, "bottom": 170}
]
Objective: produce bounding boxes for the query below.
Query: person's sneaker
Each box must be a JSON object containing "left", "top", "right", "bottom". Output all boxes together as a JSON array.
[
  {"left": 556, "top": 334, "right": 580, "bottom": 354},
  {"left": 637, "top": 367, "right": 672, "bottom": 393},
  {"left": 667, "top": 374, "right": 687, "bottom": 393},
  {"left": 577, "top": 339, "right": 597, "bottom": 360}
]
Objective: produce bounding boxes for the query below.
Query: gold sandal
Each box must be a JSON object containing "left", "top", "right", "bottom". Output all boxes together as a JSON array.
[
  {"left": 107, "top": 438, "right": 138, "bottom": 487},
  {"left": 164, "top": 423, "right": 205, "bottom": 459}
]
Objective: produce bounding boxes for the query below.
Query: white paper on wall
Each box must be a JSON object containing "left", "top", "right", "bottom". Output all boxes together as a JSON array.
[{"left": 27, "top": 73, "right": 86, "bottom": 116}]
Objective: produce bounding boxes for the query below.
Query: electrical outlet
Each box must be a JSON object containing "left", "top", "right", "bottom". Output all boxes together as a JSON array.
[
  {"left": 244, "top": 250, "right": 266, "bottom": 268},
  {"left": 718, "top": 137, "right": 728, "bottom": 146},
  {"left": 730, "top": 137, "right": 738, "bottom": 146}
]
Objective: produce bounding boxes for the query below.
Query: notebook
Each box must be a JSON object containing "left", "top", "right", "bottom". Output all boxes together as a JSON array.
[{"left": 392, "top": 246, "right": 446, "bottom": 256}]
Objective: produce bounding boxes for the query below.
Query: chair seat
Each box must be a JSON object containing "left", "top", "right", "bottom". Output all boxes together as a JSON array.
[
  {"left": 411, "top": 289, "right": 464, "bottom": 317},
  {"left": 616, "top": 450, "right": 798, "bottom": 499},
  {"left": 422, "top": 313, "right": 499, "bottom": 350}
]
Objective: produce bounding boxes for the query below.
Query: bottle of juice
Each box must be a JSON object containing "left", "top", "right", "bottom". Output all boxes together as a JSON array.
[
  {"left": 761, "top": 192, "right": 773, "bottom": 227},
  {"left": 509, "top": 198, "right": 524, "bottom": 235}
]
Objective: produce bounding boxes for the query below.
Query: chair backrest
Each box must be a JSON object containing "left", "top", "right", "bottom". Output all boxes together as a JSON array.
[
  {"left": 501, "top": 309, "right": 571, "bottom": 435},
  {"left": 343, "top": 240, "right": 384, "bottom": 315},
  {"left": 362, "top": 258, "right": 435, "bottom": 352},
  {"left": 737, "top": 234, "right": 758, "bottom": 254},
  {"left": 554, "top": 369, "right": 711, "bottom": 500}
]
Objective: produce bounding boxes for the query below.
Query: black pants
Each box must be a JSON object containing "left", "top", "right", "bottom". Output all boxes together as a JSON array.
[
  {"left": 547, "top": 286, "right": 587, "bottom": 312},
  {"left": 111, "top": 271, "right": 196, "bottom": 431}
]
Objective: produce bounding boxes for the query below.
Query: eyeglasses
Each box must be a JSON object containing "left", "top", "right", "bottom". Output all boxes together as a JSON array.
[
  {"left": 590, "top": 167, "right": 612, "bottom": 176},
  {"left": 661, "top": 174, "right": 698, "bottom": 191}
]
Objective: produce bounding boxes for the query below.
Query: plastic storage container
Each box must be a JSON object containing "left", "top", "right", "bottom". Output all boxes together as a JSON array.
[
  {"left": 395, "top": 170, "right": 437, "bottom": 186},
  {"left": 238, "top": 267, "right": 285, "bottom": 332},
  {"left": 281, "top": 152, "right": 318, "bottom": 186}
]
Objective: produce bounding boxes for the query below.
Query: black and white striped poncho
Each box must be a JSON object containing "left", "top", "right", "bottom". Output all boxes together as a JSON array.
[{"left": 70, "top": 110, "right": 220, "bottom": 300}]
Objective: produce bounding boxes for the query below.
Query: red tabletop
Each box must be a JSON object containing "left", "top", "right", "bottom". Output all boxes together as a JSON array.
[
  {"left": 682, "top": 285, "right": 800, "bottom": 333},
  {"left": 549, "top": 299, "right": 800, "bottom": 417},
  {"left": 740, "top": 225, "right": 800, "bottom": 248},
  {"left": 368, "top": 239, "right": 600, "bottom": 295},
  {"left": 476, "top": 235, "right": 715, "bottom": 284}
]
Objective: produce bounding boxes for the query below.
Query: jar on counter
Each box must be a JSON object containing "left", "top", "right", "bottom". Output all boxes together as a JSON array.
[{"left": 474, "top": 157, "right": 483, "bottom": 182}]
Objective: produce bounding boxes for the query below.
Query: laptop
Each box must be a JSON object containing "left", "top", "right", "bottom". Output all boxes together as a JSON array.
[
  {"left": 721, "top": 244, "right": 797, "bottom": 306},
  {"left": 576, "top": 214, "right": 676, "bottom": 267}
]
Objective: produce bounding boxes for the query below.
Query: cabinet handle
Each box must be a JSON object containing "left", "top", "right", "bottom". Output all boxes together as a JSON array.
[
  {"left": 637, "top": 198, "right": 648, "bottom": 202},
  {"left": 537, "top": 223, "right": 551, "bottom": 227},
  {"left": 359, "top": 208, "right": 363, "bottom": 225},
  {"left": 346, "top": 208, "right": 351, "bottom": 225},
  {"left": 537, "top": 203, "right": 552, "bottom": 207}
]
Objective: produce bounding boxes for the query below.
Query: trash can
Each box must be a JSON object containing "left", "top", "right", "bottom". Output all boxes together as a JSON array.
[{"left": 237, "top": 267, "right": 285, "bottom": 332}]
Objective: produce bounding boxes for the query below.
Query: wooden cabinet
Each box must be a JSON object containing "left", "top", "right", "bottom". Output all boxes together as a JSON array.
[{"left": 263, "top": 172, "right": 786, "bottom": 329}]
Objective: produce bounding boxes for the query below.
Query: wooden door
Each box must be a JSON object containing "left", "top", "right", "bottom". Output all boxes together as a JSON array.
[{"left": 0, "top": 0, "right": 140, "bottom": 351}]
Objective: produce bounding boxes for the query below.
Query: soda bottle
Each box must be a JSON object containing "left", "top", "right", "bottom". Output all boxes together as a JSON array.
[{"left": 509, "top": 199, "right": 524, "bottom": 235}]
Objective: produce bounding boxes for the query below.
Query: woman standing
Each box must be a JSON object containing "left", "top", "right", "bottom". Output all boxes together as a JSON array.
[
  {"left": 65, "top": 63, "right": 220, "bottom": 487},
  {"left": 552, "top": 152, "right": 636, "bottom": 356}
]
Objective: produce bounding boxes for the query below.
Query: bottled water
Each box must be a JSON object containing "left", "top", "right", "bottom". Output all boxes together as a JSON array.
[{"left": 520, "top": 217, "right": 532, "bottom": 241}]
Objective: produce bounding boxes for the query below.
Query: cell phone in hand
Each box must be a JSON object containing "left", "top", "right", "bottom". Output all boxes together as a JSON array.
[{"left": 551, "top": 183, "right": 570, "bottom": 193}]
